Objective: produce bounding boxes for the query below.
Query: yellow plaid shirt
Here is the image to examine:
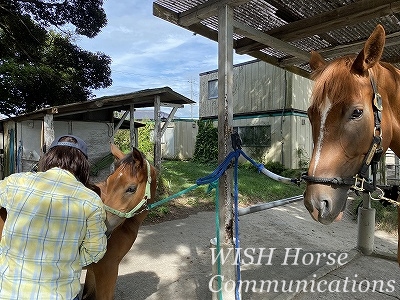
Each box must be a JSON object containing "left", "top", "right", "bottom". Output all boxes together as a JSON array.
[{"left": 0, "top": 168, "right": 107, "bottom": 299}]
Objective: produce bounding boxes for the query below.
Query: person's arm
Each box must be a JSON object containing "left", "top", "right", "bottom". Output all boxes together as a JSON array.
[
  {"left": 0, "top": 177, "right": 10, "bottom": 239},
  {"left": 80, "top": 202, "right": 107, "bottom": 266}
]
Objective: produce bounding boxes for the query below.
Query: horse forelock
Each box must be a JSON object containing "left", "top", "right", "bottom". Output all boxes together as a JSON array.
[
  {"left": 310, "top": 56, "right": 360, "bottom": 113},
  {"left": 114, "top": 152, "right": 144, "bottom": 177}
]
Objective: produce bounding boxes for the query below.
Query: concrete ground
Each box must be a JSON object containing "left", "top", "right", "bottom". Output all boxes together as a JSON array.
[{"left": 83, "top": 199, "right": 399, "bottom": 299}]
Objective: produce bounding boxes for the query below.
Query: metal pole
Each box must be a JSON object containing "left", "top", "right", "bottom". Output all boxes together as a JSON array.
[
  {"left": 238, "top": 195, "right": 303, "bottom": 216},
  {"left": 357, "top": 193, "right": 375, "bottom": 255}
]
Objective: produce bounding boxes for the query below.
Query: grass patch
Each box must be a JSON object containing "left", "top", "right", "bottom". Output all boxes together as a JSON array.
[
  {"left": 147, "top": 160, "right": 398, "bottom": 235},
  {"left": 146, "top": 160, "right": 304, "bottom": 223},
  {"left": 350, "top": 196, "right": 398, "bottom": 234}
]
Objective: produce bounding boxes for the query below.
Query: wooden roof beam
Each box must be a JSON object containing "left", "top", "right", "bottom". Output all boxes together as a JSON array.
[
  {"left": 236, "top": 0, "right": 400, "bottom": 55},
  {"left": 280, "top": 30, "right": 400, "bottom": 66},
  {"left": 178, "top": 0, "right": 250, "bottom": 27},
  {"left": 233, "top": 20, "right": 310, "bottom": 62}
]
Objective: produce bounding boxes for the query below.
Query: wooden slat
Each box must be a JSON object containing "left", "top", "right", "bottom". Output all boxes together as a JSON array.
[
  {"left": 236, "top": 0, "right": 400, "bottom": 55},
  {"left": 179, "top": 0, "right": 250, "bottom": 26}
]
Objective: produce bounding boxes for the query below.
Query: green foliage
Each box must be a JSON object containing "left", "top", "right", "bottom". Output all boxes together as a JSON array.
[
  {"left": 138, "top": 121, "right": 154, "bottom": 158},
  {"left": 0, "top": 1, "right": 111, "bottom": 116},
  {"left": 297, "top": 147, "right": 310, "bottom": 170},
  {"left": 114, "top": 130, "right": 131, "bottom": 153},
  {"left": 113, "top": 121, "right": 154, "bottom": 157},
  {"left": 352, "top": 197, "right": 398, "bottom": 234},
  {"left": 192, "top": 120, "right": 218, "bottom": 162},
  {"left": 264, "top": 161, "right": 286, "bottom": 175}
]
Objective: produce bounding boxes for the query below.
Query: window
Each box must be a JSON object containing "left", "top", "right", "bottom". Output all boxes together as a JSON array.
[
  {"left": 208, "top": 79, "right": 218, "bottom": 99},
  {"left": 235, "top": 125, "right": 271, "bottom": 147}
]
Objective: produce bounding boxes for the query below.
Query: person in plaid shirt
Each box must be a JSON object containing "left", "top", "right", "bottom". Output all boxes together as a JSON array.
[{"left": 0, "top": 135, "right": 107, "bottom": 299}]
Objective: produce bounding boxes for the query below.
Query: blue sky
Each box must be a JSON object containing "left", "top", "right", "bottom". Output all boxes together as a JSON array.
[{"left": 76, "top": 1, "right": 252, "bottom": 119}]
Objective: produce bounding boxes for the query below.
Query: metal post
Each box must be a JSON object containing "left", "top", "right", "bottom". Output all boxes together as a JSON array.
[{"left": 357, "top": 193, "right": 375, "bottom": 255}]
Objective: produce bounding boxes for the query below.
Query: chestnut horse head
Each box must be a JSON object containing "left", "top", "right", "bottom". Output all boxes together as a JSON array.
[
  {"left": 97, "top": 144, "right": 157, "bottom": 234},
  {"left": 83, "top": 144, "right": 158, "bottom": 300},
  {"left": 304, "top": 24, "right": 400, "bottom": 224}
]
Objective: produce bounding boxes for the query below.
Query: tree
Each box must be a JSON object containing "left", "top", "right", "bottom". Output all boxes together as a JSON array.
[{"left": 0, "top": 0, "right": 112, "bottom": 116}]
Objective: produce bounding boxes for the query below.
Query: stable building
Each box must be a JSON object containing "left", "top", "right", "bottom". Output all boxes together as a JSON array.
[{"left": 199, "top": 59, "right": 313, "bottom": 169}]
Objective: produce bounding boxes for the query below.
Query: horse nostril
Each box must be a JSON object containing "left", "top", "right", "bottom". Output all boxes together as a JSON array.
[{"left": 319, "top": 200, "right": 330, "bottom": 218}]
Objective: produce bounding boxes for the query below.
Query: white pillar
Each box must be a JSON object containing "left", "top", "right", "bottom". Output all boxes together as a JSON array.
[{"left": 357, "top": 193, "right": 375, "bottom": 255}]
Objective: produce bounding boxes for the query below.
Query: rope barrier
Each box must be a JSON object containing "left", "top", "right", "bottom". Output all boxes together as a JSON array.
[
  {"left": 147, "top": 184, "right": 200, "bottom": 210},
  {"left": 145, "top": 147, "right": 299, "bottom": 300},
  {"left": 147, "top": 148, "right": 299, "bottom": 211}
]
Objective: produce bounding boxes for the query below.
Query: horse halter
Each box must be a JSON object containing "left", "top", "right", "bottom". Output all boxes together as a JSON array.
[
  {"left": 302, "top": 72, "right": 383, "bottom": 194},
  {"left": 103, "top": 159, "right": 152, "bottom": 218}
]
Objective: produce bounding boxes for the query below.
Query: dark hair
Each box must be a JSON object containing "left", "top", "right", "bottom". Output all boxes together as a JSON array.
[{"left": 38, "top": 136, "right": 90, "bottom": 186}]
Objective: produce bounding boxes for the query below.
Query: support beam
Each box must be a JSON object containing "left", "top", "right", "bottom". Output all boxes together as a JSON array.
[
  {"left": 160, "top": 106, "right": 178, "bottom": 137},
  {"left": 114, "top": 111, "right": 129, "bottom": 132},
  {"left": 42, "top": 114, "right": 54, "bottom": 155},
  {"left": 233, "top": 20, "right": 310, "bottom": 62},
  {"left": 235, "top": 0, "right": 400, "bottom": 56},
  {"left": 214, "top": 4, "right": 237, "bottom": 300},
  {"left": 154, "top": 95, "right": 162, "bottom": 171},
  {"left": 178, "top": 0, "right": 250, "bottom": 26},
  {"left": 130, "top": 104, "right": 136, "bottom": 149}
]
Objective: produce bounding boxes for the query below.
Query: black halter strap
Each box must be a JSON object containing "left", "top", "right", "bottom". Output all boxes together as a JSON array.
[{"left": 302, "top": 73, "right": 383, "bottom": 193}]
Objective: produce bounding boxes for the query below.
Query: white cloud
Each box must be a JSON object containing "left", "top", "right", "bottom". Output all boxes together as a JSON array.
[{"left": 77, "top": 0, "right": 252, "bottom": 118}]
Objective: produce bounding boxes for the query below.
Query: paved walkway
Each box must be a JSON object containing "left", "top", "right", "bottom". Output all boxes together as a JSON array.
[{"left": 85, "top": 201, "right": 399, "bottom": 299}]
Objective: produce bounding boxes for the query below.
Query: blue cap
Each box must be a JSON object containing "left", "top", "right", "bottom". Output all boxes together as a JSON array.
[{"left": 49, "top": 135, "right": 88, "bottom": 158}]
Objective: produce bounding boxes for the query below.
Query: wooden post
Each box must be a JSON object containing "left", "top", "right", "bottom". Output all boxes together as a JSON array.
[
  {"left": 42, "top": 114, "right": 54, "bottom": 155},
  {"left": 154, "top": 95, "right": 162, "bottom": 171},
  {"left": 130, "top": 104, "right": 136, "bottom": 149},
  {"left": 213, "top": 4, "right": 237, "bottom": 300}
]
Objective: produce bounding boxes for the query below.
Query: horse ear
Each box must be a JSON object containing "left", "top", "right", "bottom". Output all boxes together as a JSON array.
[
  {"left": 351, "top": 24, "right": 385, "bottom": 76},
  {"left": 309, "top": 50, "right": 326, "bottom": 71},
  {"left": 131, "top": 147, "right": 144, "bottom": 167},
  {"left": 110, "top": 143, "right": 125, "bottom": 160}
]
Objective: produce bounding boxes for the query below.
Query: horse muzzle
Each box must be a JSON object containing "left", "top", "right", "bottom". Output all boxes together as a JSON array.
[{"left": 303, "top": 183, "right": 348, "bottom": 225}]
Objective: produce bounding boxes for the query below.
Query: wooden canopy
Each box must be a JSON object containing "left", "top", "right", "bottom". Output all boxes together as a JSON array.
[
  {"left": 3, "top": 87, "right": 194, "bottom": 171},
  {"left": 153, "top": 0, "right": 400, "bottom": 78}
]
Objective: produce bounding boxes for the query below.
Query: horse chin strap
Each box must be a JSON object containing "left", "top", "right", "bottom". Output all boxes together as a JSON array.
[
  {"left": 302, "top": 73, "right": 383, "bottom": 194},
  {"left": 104, "top": 159, "right": 152, "bottom": 218}
]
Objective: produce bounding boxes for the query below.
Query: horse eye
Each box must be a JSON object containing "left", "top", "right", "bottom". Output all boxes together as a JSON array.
[
  {"left": 350, "top": 109, "right": 363, "bottom": 119},
  {"left": 126, "top": 186, "right": 137, "bottom": 193}
]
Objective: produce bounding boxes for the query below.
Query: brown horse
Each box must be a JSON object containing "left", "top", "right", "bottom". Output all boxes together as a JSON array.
[
  {"left": 303, "top": 24, "right": 399, "bottom": 264},
  {"left": 0, "top": 144, "right": 157, "bottom": 297},
  {"left": 83, "top": 144, "right": 157, "bottom": 299}
]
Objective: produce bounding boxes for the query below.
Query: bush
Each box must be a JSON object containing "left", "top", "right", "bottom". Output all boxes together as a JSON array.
[
  {"left": 114, "top": 120, "right": 154, "bottom": 158},
  {"left": 192, "top": 120, "right": 218, "bottom": 163},
  {"left": 264, "top": 161, "right": 286, "bottom": 175}
]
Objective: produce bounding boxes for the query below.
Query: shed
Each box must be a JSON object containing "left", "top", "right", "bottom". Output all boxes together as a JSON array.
[
  {"left": 0, "top": 87, "right": 194, "bottom": 180},
  {"left": 199, "top": 59, "right": 313, "bottom": 169}
]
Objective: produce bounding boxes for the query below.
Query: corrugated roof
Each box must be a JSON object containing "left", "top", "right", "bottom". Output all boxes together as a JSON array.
[
  {"left": 153, "top": 0, "right": 400, "bottom": 77},
  {"left": 3, "top": 87, "right": 194, "bottom": 122}
]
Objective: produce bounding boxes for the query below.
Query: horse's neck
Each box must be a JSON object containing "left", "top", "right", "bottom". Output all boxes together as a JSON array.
[
  {"left": 378, "top": 65, "right": 400, "bottom": 156},
  {"left": 95, "top": 181, "right": 107, "bottom": 198}
]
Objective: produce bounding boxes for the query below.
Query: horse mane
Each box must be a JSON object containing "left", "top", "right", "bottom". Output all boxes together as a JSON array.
[
  {"left": 380, "top": 61, "right": 400, "bottom": 86},
  {"left": 310, "top": 55, "right": 400, "bottom": 113},
  {"left": 309, "top": 55, "right": 362, "bottom": 112}
]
